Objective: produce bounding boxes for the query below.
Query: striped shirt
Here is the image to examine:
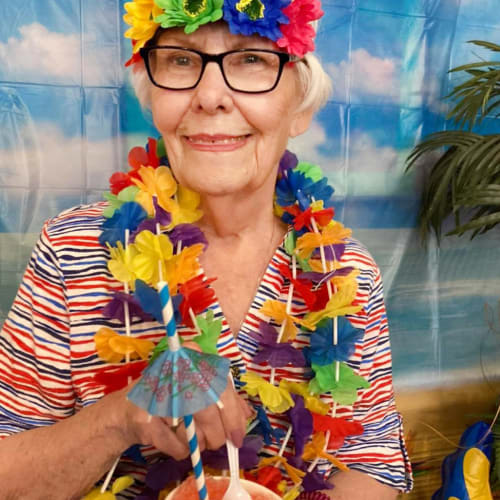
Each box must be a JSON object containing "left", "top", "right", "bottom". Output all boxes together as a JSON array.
[{"left": 0, "top": 203, "right": 413, "bottom": 497}]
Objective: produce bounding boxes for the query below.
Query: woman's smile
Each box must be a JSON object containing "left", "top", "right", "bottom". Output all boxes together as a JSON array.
[{"left": 183, "top": 133, "right": 251, "bottom": 152}]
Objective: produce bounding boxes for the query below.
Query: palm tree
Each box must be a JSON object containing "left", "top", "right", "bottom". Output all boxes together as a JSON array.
[{"left": 406, "top": 40, "right": 500, "bottom": 242}]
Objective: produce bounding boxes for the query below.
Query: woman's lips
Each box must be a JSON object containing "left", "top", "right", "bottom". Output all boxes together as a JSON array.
[{"left": 184, "top": 133, "right": 250, "bottom": 152}]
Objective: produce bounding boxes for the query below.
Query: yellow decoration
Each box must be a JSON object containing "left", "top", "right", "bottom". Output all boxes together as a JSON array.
[
  {"left": 304, "top": 276, "right": 362, "bottom": 326},
  {"left": 123, "top": 0, "right": 163, "bottom": 53},
  {"left": 107, "top": 241, "right": 138, "bottom": 287},
  {"left": 302, "top": 432, "right": 349, "bottom": 472},
  {"left": 279, "top": 380, "right": 330, "bottom": 415},
  {"left": 463, "top": 448, "right": 493, "bottom": 500},
  {"left": 259, "top": 456, "right": 306, "bottom": 485},
  {"left": 94, "top": 327, "right": 154, "bottom": 363},
  {"left": 241, "top": 372, "right": 294, "bottom": 413},
  {"left": 295, "top": 222, "right": 352, "bottom": 260},
  {"left": 83, "top": 475, "right": 135, "bottom": 499},
  {"left": 282, "top": 485, "right": 301, "bottom": 500},
  {"left": 131, "top": 230, "right": 174, "bottom": 285},
  {"left": 163, "top": 244, "right": 204, "bottom": 295},
  {"left": 133, "top": 166, "right": 178, "bottom": 217},
  {"left": 169, "top": 185, "right": 203, "bottom": 227},
  {"left": 259, "top": 300, "right": 316, "bottom": 341}
]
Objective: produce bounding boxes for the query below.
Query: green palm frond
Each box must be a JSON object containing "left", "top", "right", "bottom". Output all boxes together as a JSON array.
[
  {"left": 446, "top": 41, "right": 500, "bottom": 130},
  {"left": 406, "top": 40, "right": 500, "bottom": 242},
  {"left": 406, "top": 131, "right": 500, "bottom": 241}
]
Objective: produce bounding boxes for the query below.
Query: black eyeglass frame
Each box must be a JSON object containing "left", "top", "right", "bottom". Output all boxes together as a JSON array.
[{"left": 139, "top": 45, "right": 300, "bottom": 94}]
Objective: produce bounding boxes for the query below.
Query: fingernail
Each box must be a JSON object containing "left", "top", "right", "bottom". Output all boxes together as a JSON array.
[{"left": 231, "top": 430, "right": 244, "bottom": 448}]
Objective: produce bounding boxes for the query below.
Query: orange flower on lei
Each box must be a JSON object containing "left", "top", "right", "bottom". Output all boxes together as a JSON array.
[
  {"left": 295, "top": 221, "right": 352, "bottom": 260},
  {"left": 94, "top": 327, "right": 155, "bottom": 363},
  {"left": 302, "top": 431, "right": 349, "bottom": 472}
]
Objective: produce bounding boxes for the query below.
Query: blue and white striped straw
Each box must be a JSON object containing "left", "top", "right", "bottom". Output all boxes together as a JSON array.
[
  {"left": 185, "top": 414, "right": 209, "bottom": 500},
  {"left": 158, "top": 281, "right": 181, "bottom": 352},
  {"left": 157, "top": 280, "right": 209, "bottom": 500}
]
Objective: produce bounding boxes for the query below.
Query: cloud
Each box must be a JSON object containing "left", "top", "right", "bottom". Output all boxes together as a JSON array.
[
  {"left": 326, "top": 49, "right": 399, "bottom": 101},
  {"left": 0, "top": 23, "right": 119, "bottom": 86},
  {"left": 0, "top": 123, "right": 122, "bottom": 190},
  {"left": 290, "top": 122, "right": 400, "bottom": 196}
]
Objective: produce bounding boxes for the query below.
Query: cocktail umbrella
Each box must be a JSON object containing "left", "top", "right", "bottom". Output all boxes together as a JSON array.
[{"left": 128, "top": 281, "right": 230, "bottom": 500}]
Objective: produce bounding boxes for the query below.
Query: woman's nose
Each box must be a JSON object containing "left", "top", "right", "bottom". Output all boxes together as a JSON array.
[{"left": 190, "top": 61, "right": 234, "bottom": 114}]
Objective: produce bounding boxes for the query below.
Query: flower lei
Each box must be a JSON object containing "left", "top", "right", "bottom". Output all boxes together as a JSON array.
[
  {"left": 87, "top": 137, "right": 370, "bottom": 500},
  {"left": 123, "top": 0, "right": 323, "bottom": 60}
]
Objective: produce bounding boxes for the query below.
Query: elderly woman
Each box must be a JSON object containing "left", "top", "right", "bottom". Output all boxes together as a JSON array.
[{"left": 0, "top": 1, "right": 412, "bottom": 499}]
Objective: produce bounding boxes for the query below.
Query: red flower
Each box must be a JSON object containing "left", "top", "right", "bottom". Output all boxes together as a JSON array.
[
  {"left": 93, "top": 360, "right": 147, "bottom": 394},
  {"left": 109, "top": 172, "right": 134, "bottom": 195},
  {"left": 283, "top": 204, "right": 334, "bottom": 232},
  {"left": 276, "top": 263, "right": 316, "bottom": 309},
  {"left": 244, "top": 466, "right": 283, "bottom": 494},
  {"left": 276, "top": 0, "right": 324, "bottom": 58},
  {"left": 312, "top": 413, "right": 364, "bottom": 450},
  {"left": 178, "top": 275, "right": 217, "bottom": 327}
]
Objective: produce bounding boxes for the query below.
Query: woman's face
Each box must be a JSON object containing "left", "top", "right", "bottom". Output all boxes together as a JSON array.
[{"left": 150, "top": 23, "right": 312, "bottom": 198}]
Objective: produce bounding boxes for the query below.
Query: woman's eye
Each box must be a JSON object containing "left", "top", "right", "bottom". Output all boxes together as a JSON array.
[
  {"left": 172, "top": 56, "right": 191, "bottom": 66},
  {"left": 242, "top": 54, "right": 262, "bottom": 64}
]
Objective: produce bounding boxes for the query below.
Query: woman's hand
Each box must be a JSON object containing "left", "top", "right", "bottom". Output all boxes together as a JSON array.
[{"left": 119, "top": 377, "right": 253, "bottom": 460}]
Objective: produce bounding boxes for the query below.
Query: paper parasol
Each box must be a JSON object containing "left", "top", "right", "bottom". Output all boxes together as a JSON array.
[{"left": 127, "top": 282, "right": 230, "bottom": 417}]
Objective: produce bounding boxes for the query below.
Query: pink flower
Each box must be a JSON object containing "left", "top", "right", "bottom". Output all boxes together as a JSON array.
[
  {"left": 185, "top": 390, "right": 193, "bottom": 400},
  {"left": 155, "top": 385, "right": 168, "bottom": 402},
  {"left": 276, "top": 0, "right": 323, "bottom": 57},
  {"left": 161, "top": 361, "right": 173, "bottom": 376}
]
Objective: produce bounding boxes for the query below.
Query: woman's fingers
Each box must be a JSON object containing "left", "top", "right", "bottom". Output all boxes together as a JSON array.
[{"left": 146, "top": 417, "right": 190, "bottom": 460}]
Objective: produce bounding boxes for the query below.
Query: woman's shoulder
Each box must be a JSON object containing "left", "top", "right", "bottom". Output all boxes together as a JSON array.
[
  {"left": 43, "top": 201, "right": 107, "bottom": 238},
  {"left": 341, "top": 235, "right": 380, "bottom": 277}
]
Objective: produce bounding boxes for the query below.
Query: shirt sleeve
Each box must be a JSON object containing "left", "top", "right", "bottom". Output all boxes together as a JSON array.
[
  {"left": 332, "top": 255, "right": 413, "bottom": 492},
  {"left": 0, "top": 220, "right": 76, "bottom": 439}
]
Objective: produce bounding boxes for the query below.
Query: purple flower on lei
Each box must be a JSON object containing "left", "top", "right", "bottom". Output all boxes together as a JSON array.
[
  {"left": 303, "top": 317, "right": 364, "bottom": 366},
  {"left": 130, "top": 197, "right": 172, "bottom": 243},
  {"left": 223, "top": 0, "right": 290, "bottom": 41},
  {"left": 286, "top": 394, "right": 313, "bottom": 457},
  {"left": 144, "top": 456, "right": 191, "bottom": 491},
  {"left": 169, "top": 223, "right": 208, "bottom": 250},
  {"left": 278, "top": 149, "right": 298, "bottom": 178},
  {"left": 249, "top": 321, "right": 305, "bottom": 368},
  {"left": 102, "top": 291, "right": 153, "bottom": 323},
  {"left": 202, "top": 435, "right": 264, "bottom": 470}
]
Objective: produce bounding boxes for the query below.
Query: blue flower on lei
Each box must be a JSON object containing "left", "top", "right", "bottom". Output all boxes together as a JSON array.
[
  {"left": 99, "top": 201, "right": 147, "bottom": 247},
  {"left": 275, "top": 167, "right": 335, "bottom": 210},
  {"left": 303, "top": 317, "right": 364, "bottom": 366},
  {"left": 223, "top": 0, "right": 290, "bottom": 41}
]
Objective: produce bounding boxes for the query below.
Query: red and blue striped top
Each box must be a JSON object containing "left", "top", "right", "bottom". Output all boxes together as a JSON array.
[{"left": 0, "top": 202, "right": 413, "bottom": 497}]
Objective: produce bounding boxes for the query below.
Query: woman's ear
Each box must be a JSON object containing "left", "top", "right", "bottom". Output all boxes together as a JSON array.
[{"left": 289, "top": 107, "right": 314, "bottom": 138}]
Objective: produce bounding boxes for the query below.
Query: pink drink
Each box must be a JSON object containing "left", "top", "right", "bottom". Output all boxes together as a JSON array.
[{"left": 166, "top": 476, "right": 281, "bottom": 500}]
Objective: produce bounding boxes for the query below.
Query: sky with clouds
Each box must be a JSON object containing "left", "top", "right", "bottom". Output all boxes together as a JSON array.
[{"left": 1, "top": 0, "right": 500, "bottom": 383}]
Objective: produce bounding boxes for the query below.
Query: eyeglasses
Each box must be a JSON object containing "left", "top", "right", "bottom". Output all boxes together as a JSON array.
[{"left": 140, "top": 46, "right": 300, "bottom": 94}]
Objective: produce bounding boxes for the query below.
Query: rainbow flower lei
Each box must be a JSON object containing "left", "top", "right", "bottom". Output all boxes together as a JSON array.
[
  {"left": 123, "top": 0, "right": 323, "bottom": 60},
  {"left": 89, "top": 137, "right": 370, "bottom": 499}
]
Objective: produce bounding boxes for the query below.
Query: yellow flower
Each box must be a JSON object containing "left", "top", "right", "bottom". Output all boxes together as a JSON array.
[
  {"left": 279, "top": 380, "right": 330, "bottom": 415},
  {"left": 169, "top": 185, "right": 203, "bottom": 227},
  {"left": 94, "top": 327, "right": 154, "bottom": 363},
  {"left": 295, "top": 222, "right": 352, "bottom": 260},
  {"left": 241, "top": 372, "right": 294, "bottom": 413},
  {"left": 302, "top": 432, "right": 349, "bottom": 471},
  {"left": 259, "top": 300, "right": 316, "bottom": 341},
  {"left": 107, "top": 241, "right": 138, "bottom": 287},
  {"left": 304, "top": 276, "right": 362, "bottom": 326},
  {"left": 259, "top": 456, "right": 305, "bottom": 485},
  {"left": 123, "top": 0, "right": 163, "bottom": 53},
  {"left": 133, "top": 166, "right": 178, "bottom": 217},
  {"left": 83, "top": 475, "right": 135, "bottom": 499},
  {"left": 131, "top": 230, "right": 174, "bottom": 286},
  {"left": 164, "top": 244, "right": 204, "bottom": 295},
  {"left": 282, "top": 485, "right": 301, "bottom": 500}
]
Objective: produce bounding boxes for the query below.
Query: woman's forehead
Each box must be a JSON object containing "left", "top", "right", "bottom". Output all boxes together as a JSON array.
[{"left": 156, "top": 23, "right": 278, "bottom": 51}]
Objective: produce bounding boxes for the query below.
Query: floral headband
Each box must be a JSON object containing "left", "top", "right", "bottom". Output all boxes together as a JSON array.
[{"left": 123, "top": 0, "right": 323, "bottom": 63}]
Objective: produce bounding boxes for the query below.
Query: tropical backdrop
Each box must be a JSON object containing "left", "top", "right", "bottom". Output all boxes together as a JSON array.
[{"left": 1, "top": 1, "right": 499, "bottom": 497}]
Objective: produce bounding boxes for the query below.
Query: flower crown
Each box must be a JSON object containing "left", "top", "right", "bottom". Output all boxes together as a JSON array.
[{"left": 123, "top": 0, "right": 323, "bottom": 64}]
